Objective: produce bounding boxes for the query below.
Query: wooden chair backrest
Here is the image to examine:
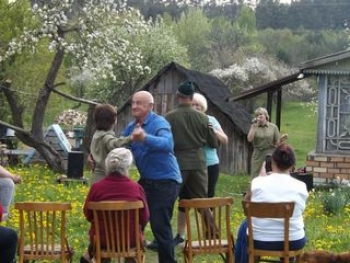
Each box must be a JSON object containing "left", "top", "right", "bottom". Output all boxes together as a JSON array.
[
  {"left": 242, "top": 201, "right": 298, "bottom": 263},
  {"left": 87, "top": 200, "right": 145, "bottom": 263},
  {"left": 15, "top": 202, "right": 73, "bottom": 263},
  {"left": 179, "top": 197, "right": 234, "bottom": 263}
]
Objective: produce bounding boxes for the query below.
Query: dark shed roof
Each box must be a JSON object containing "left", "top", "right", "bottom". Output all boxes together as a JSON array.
[{"left": 119, "top": 61, "right": 251, "bottom": 134}]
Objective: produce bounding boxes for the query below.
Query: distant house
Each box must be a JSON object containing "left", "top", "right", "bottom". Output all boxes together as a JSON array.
[{"left": 115, "top": 61, "right": 252, "bottom": 175}]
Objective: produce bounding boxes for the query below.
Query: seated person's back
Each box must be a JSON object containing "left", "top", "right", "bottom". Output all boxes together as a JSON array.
[
  {"left": 235, "top": 144, "right": 308, "bottom": 263},
  {"left": 250, "top": 144, "right": 308, "bottom": 249},
  {"left": 81, "top": 147, "right": 149, "bottom": 263}
]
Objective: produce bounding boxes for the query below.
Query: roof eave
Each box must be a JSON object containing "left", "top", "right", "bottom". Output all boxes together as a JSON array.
[{"left": 226, "top": 72, "right": 302, "bottom": 102}]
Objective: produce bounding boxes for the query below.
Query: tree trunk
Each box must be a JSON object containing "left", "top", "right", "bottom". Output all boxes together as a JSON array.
[
  {"left": 30, "top": 49, "right": 66, "bottom": 172},
  {"left": 82, "top": 104, "right": 96, "bottom": 155},
  {"left": 15, "top": 131, "right": 63, "bottom": 172},
  {"left": 0, "top": 48, "right": 67, "bottom": 172}
]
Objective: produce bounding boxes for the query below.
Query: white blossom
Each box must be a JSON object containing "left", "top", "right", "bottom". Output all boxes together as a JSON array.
[{"left": 1, "top": 0, "right": 150, "bottom": 86}]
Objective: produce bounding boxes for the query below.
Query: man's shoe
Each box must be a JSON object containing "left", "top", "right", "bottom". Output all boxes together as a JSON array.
[
  {"left": 146, "top": 240, "right": 158, "bottom": 251},
  {"left": 174, "top": 234, "right": 185, "bottom": 246}
]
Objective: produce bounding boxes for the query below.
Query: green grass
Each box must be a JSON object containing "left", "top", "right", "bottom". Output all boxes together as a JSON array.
[
  {"left": 279, "top": 101, "right": 317, "bottom": 167},
  {"left": 4, "top": 165, "right": 350, "bottom": 262}
]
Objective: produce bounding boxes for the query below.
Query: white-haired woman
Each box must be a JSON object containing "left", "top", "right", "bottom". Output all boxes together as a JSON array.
[
  {"left": 81, "top": 148, "right": 149, "bottom": 263},
  {"left": 192, "top": 92, "right": 228, "bottom": 198},
  {"left": 247, "top": 107, "right": 287, "bottom": 178}
]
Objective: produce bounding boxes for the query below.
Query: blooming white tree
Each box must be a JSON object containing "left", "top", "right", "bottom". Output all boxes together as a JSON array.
[
  {"left": 210, "top": 55, "right": 315, "bottom": 97},
  {"left": 0, "top": 0, "right": 154, "bottom": 171}
]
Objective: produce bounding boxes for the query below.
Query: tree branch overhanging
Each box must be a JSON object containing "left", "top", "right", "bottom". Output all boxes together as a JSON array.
[
  {"left": 52, "top": 86, "right": 99, "bottom": 106},
  {"left": 0, "top": 120, "right": 29, "bottom": 135}
]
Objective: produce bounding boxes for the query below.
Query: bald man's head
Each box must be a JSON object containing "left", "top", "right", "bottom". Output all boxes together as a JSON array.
[
  {"left": 131, "top": 91, "right": 154, "bottom": 122},
  {"left": 133, "top": 91, "right": 154, "bottom": 104}
]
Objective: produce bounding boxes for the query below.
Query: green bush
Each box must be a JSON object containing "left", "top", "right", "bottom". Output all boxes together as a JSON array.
[{"left": 320, "top": 187, "right": 350, "bottom": 216}]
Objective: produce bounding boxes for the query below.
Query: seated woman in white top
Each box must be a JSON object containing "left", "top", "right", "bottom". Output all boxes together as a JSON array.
[
  {"left": 250, "top": 144, "right": 308, "bottom": 249},
  {"left": 235, "top": 144, "right": 308, "bottom": 263}
]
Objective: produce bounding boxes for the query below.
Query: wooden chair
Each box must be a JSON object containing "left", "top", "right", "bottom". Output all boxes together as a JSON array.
[
  {"left": 15, "top": 202, "right": 74, "bottom": 263},
  {"left": 179, "top": 197, "right": 234, "bottom": 263},
  {"left": 242, "top": 201, "right": 303, "bottom": 263},
  {"left": 87, "top": 200, "right": 145, "bottom": 263}
]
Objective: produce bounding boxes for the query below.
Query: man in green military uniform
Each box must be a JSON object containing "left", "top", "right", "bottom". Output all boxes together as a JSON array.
[{"left": 165, "top": 80, "right": 218, "bottom": 245}]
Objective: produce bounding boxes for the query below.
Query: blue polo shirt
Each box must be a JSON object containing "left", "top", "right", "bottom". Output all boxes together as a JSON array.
[{"left": 123, "top": 111, "right": 182, "bottom": 183}]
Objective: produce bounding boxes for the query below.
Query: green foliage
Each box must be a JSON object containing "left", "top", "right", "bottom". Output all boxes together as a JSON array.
[
  {"left": 321, "top": 191, "right": 348, "bottom": 216},
  {"left": 318, "top": 186, "right": 350, "bottom": 216},
  {"left": 84, "top": 17, "right": 189, "bottom": 106},
  {"left": 234, "top": 6, "right": 261, "bottom": 54},
  {"left": 172, "top": 8, "right": 212, "bottom": 71},
  {"left": 0, "top": 0, "right": 73, "bottom": 127},
  {"left": 256, "top": 0, "right": 350, "bottom": 31},
  {"left": 0, "top": 0, "right": 31, "bottom": 48},
  {"left": 209, "top": 16, "right": 237, "bottom": 68},
  {"left": 258, "top": 28, "right": 349, "bottom": 65}
]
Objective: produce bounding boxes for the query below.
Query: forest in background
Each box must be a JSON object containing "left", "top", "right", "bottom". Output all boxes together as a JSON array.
[
  {"left": 126, "top": 0, "right": 350, "bottom": 69},
  {"left": 122, "top": 0, "right": 349, "bottom": 110}
]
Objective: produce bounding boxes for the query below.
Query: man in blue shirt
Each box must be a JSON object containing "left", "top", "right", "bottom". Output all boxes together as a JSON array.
[{"left": 123, "top": 91, "right": 182, "bottom": 263}]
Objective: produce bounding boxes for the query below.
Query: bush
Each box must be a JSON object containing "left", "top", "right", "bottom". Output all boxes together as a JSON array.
[{"left": 320, "top": 187, "right": 350, "bottom": 216}]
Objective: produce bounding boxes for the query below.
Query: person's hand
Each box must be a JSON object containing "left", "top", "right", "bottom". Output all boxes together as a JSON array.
[
  {"left": 280, "top": 134, "right": 289, "bottom": 143},
  {"left": 12, "top": 174, "right": 22, "bottom": 184},
  {"left": 87, "top": 154, "right": 95, "bottom": 171},
  {"left": 131, "top": 126, "right": 146, "bottom": 142},
  {"left": 250, "top": 122, "right": 259, "bottom": 129}
]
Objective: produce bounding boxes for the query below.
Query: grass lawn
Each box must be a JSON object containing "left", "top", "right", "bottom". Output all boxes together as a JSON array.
[
  {"left": 3, "top": 163, "right": 350, "bottom": 262},
  {"left": 3, "top": 102, "right": 350, "bottom": 262},
  {"left": 278, "top": 101, "right": 317, "bottom": 168}
]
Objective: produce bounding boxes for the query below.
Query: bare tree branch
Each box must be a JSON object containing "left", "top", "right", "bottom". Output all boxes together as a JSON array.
[
  {"left": 52, "top": 87, "right": 99, "bottom": 106},
  {"left": 0, "top": 120, "right": 30, "bottom": 135}
]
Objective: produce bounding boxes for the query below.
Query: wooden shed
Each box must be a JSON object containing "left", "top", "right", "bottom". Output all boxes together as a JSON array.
[{"left": 114, "top": 61, "right": 252, "bottom": 175}]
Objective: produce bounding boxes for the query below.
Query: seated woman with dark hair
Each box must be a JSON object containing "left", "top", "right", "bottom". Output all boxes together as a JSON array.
[
  {"left": 0, "top": 203, "right": 18, "bottom": 262},
  {"left": 235, "top": 144, "right": 309, "bottom": 263}
]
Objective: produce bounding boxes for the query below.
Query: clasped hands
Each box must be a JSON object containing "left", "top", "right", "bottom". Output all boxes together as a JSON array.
[{"left": 131, "top": 124, "right": 146, "bottom": 142}]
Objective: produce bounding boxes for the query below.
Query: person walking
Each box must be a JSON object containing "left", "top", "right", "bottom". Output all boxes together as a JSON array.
[
  {"left": 123, "top": 91, "right": 182, "bottom": 263},
  {"left": 165, "top": 81, "right": 218, "bottom": 245},
  {"left": 192, "top": 92, "right": 228, "bottom": 198}
]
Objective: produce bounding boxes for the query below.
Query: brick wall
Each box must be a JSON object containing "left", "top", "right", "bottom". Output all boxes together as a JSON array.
[{"left": 306, "top": 151, "right": 350, "bottom": 181}]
